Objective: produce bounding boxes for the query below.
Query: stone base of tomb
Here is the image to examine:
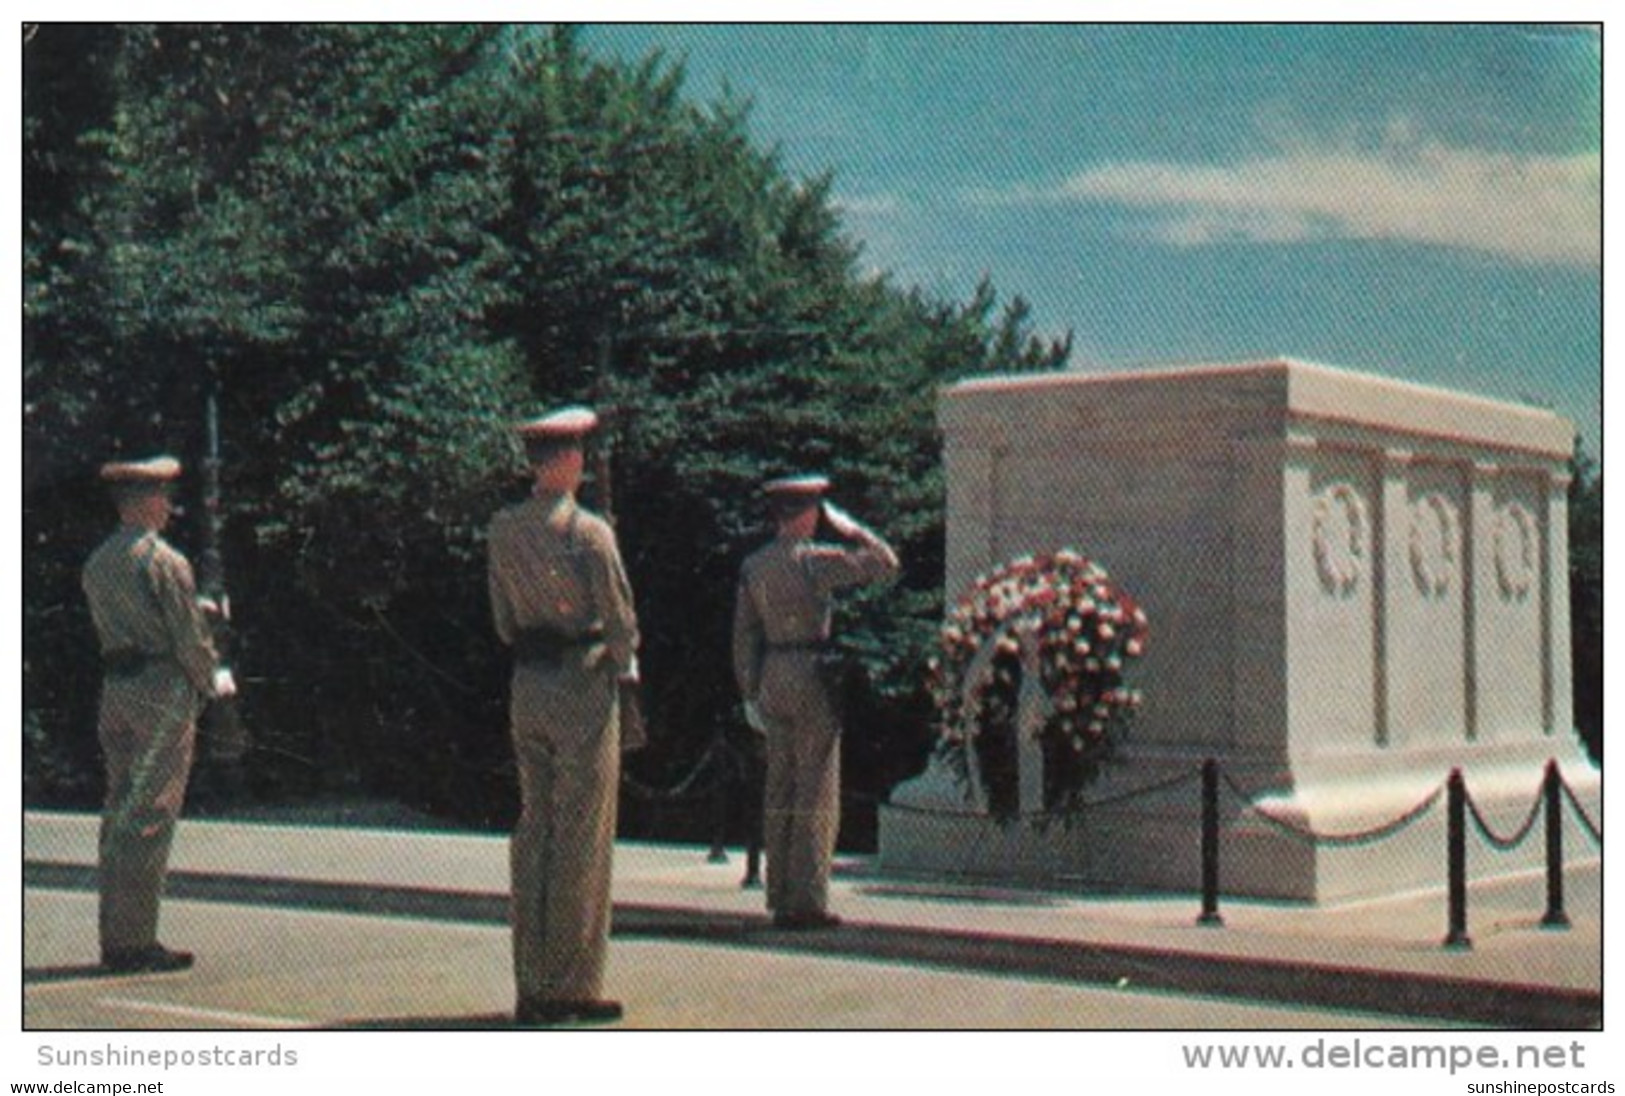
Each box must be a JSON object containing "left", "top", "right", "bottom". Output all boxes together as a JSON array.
[
  {"left": 885, "top": 360, "right": 1591, "bottom": 904},
  {"left": 878, "top": 741, "right": 1600, "bottom": 903}
]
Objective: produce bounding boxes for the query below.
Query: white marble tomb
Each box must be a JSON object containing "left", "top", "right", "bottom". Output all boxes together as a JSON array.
[{"left": 879, "top": 359, "right": 1599, "bottom": 901}]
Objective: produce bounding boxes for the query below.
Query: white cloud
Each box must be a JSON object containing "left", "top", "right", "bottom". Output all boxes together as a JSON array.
[{"left": 965, "top": 132, "right": 1600, "bottom": 267}]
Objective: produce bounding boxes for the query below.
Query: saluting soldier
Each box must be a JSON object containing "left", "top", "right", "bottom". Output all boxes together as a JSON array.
[
  {"left": 81, "top": 456, "right": 236, "bottom": 973},
  {"left": 732, "top": 476, "right": 899, "bottom": 929},
  {"left": 487, "top": 406, "right": 640, "bottom": 1026}
]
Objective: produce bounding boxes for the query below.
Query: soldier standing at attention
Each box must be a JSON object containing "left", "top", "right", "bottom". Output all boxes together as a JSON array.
[
  {"left": 487, "top": 406, "right": 639, "bottom": 1025},
  {"left": 732, "top": 476, "right": 899, "bottom": 929},
  {"left": 82, "top": 456, "right": 236, "bottom": 973}
]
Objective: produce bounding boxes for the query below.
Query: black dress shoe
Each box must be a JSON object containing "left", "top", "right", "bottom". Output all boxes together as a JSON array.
[
  {"left": 773, "top": 911, "right": 842, "bottom": 931},
  {"left": 515, "top": 998, "right": 624, "bottom": 1025},
  {"left": 565, "top": 999, "right": 624, "bottom": 1022},
  {"left": 101, "top": 945, "right": 194, "bottom": 973}
]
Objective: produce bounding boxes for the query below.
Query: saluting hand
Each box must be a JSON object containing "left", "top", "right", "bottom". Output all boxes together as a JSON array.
[{"left": 821, "top": 502, "right": 863, "bottom": 539}]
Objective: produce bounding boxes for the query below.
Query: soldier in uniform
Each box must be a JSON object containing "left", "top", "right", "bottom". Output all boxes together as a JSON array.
[
  {"left": 81, "top": 456, "right": 236, "bottom": 973},
  {"left": 732, "top": 476, "right": 899, "bottom": 929},
  {"left": 487, "top": 406, "right": 639, "bottom": 1025}
]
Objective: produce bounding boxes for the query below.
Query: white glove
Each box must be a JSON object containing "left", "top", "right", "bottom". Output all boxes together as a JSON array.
[
  {"left": 621, "top": 654, "right": 642, "bottom": 684},
  {"left": 197, "top": 595, "right": 231, "bottom": 621},
  {"left": 212, "top": 667, "right": 238, "bottom": 700},
  {"left": 822, "top": 502, "right": 863, "bottom": 539},
  {"left": 743, "top": 699, "right": 768, "bottom": 734}
]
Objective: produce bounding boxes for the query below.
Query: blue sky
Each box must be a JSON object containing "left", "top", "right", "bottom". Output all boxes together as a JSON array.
[{"left": 584, "top": 24, "right": 1601, "bottom": 454}]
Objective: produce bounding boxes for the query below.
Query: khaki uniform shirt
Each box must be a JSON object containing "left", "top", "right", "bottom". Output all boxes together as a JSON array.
[
  {"left": 82, "top": 525, "right": 219, "bottom": 694},
  {"left": 487, "top": 492, "right": 638, "bottom": 671},
  {"left": 732, "top": 537, "right": 896, "bottom": 701}
]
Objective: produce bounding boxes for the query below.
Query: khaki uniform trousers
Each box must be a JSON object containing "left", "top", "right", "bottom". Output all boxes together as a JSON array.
[
  {"left": 97, "top": 665, "right": 198, "bottom": 955},
  {"left": 508, "top": 659, "right": 620, "bottom": 1002},
  {"left": 758, "top": 651, "right": 841, "bottom": 918}
]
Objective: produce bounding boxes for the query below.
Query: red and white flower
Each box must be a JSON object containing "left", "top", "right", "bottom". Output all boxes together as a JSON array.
[{"left": 929, "top": 549, "right": 1151, "bottom": 801}]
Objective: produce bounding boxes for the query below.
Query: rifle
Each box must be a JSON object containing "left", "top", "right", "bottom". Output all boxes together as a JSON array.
[
  {"left": 198, "top": 388, "right": 250, "bottom": 765},
  {"left": 594, "top": 334, "right": 646, "bottom": 753}
]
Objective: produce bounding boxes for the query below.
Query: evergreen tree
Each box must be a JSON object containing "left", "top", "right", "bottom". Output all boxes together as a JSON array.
[
  {"left": 22, "top": 25, "right": 1070, "bottom": 839},
  {"left": 22, "top": 24, "right": 124, "bottom": 803}
]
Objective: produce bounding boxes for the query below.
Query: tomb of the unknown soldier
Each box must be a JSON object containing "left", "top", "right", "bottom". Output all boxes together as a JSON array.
[{"left": 880, "top": 358, "right": 1600, "bottom": 902}]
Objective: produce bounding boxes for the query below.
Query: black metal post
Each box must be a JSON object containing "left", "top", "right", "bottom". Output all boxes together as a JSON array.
[
  {"left": 707, "top": 733, "right": 730, "bottom": 864},
  {"left": 742, "top": 745, "right": 764, "bottom": 888},
  {"left": 1443, "top": 767, "right": 1472, "bottom": 949},
  {"left": 742, "top": 829, "right": 762, "bottom": 888},
  {"left": 1541, "top": 759, "right": 1570, "bottom": 929},
  {"left": 1197, "top": 758, "right": 1223, "bottom": 926}
]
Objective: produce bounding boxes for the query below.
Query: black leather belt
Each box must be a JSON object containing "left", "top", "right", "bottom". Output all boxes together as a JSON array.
[{"left": 513, "top": 625, "right": 605, "bottom": 665}]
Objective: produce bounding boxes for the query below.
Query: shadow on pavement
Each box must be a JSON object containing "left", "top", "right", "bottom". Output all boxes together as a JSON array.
[
  {"left": 23, "top": 964, "right": 126, "bottom": 985},
  {"left": 319, "top": 1013, "right": 525, "bottom": 1030}
]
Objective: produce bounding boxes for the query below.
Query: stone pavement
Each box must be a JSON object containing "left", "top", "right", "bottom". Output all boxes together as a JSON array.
[{"left": 21, "top": 810, "right": 1602, "bottom": 1030}]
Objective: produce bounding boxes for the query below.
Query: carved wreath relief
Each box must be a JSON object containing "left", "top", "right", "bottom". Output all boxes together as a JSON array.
[
  {"left": 1312, "top": 482, "right": 1367, "bottom": 596},
  {"left": 1493, "top": 501, "right": 1538, "bottom": 601},
  {"left": 1408, "top": 492, "right": 1458, "bottom": 599}
]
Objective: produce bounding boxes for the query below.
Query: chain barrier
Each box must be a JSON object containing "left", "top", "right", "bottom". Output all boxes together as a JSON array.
[
  {"left": 1557, "top": 770, "right": 1603, "bottom": 845},
  {"left": 1463, "top": 780, "right": 1544, "bottom": 851},
  {"left": 842, "top": 766, "right": 1201, "bottom": 822},
  {"left": 1218, "top": 770, "right": 1446, "bottom": 848},
  {"left": 696, "top": 737, "right": 1594, "bottom": 955},
  {"left": 699, "top": 738, "right": 1593, "bottom": 951},
  {"left": 620, "top": 736, "right": 730, "bottom": 803}
]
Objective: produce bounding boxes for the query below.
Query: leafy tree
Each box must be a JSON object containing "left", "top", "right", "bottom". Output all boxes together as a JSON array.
[
  {"left": 23, "top": 24, "right": 126, "bottom": 803},
  {"left": 21, "top": 25, "right": 1069, "bottom": 844},
  {"left": 478, "top": 29, "right": 1073, "bottom": 836}
]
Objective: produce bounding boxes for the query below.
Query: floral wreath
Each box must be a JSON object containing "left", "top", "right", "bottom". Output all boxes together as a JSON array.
[{"left": 927, "top": 550, "right": 1149, "bottom": 818}]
